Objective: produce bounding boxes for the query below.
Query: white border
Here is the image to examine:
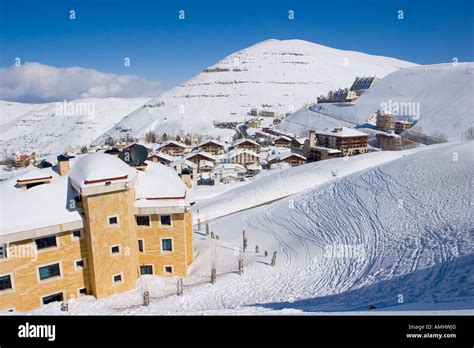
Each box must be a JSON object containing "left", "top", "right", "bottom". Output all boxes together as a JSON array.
[
  {"left": 107, "top": 215, "right": 120, "bottom": 227},
  {"left": 160, "top": 237, "right": 174, "bottom": 253},
  {"left": 109, "top": 244, "right": 121, "bottom": 256},
  {"left": 112, "top": 272, "right": 124, "bottom": 285}
]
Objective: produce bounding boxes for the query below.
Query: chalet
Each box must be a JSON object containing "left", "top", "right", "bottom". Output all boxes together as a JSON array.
[
  {"left": 248, "top": 118, "right": 261, "bottom": 128},
  {"left": 147, "top": 151, "right": 175, "bottom": 165},
  {"left": 0, "top": 153, "right": 193, "bottom": 312},
  {"left": 15, "top": 153, "right": 36, "bottom": 168},
  {"left": 376, "top": 110, "right": 395, "bottom": 132},
  {"left": 246, "top": 164, "right": 263, "bottom": 177},
  {"left": 213, "top": 163, "right": 246, "bottom": 182},
  {"left": 157, "top": 141, "right": 189, "bottom": 156},
  {"left": 232, "top": 138, "right": 261, "bottom": 153},
  {"left": 290, "top": 137, "right": 305, "bottom": 149},
  {"left": 250, "top": 108, "right": 259, "bottom": 116},
  {"left": 184, "top": 151, "right": 217, "bottom": 166},
  {"left": 268, "top": 153, "right": 306, "bottom": 167},
  {"left": 170, "top": 159, "right": 198, "bottom": 188},
  {"left": 260, "top": 110, "right": 276, "bottom": 117},
  {"left": 227, "top": 148, "right": 260, "bottom": 166},
  {"left": 198, "top": 160, "right": 214, "bottom": 173},
  {"left": 315, "top": 127, "right": 369, "bottom": 156},
  {"left": 395, "top": 120, "right": 414, "bottom": 135},
  {"left": 222, "top": 174, "right": 242, "bottom": 184},
  {"left": 376, "top": 133, "right": 403, "bottom": 150},
  {"left": 274, "top": 136, "right": 293, "bottom": 148},
  {"left": 196, "top": 140, "right": 226, "bottom": 155}
]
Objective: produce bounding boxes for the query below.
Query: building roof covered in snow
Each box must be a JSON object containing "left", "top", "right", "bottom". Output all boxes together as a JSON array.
[{"left": 316, "top": 127, "right": 369, "bottom": 138}]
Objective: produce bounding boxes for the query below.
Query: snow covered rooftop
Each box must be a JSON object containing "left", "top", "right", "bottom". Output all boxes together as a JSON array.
[
  {"left": 227, "top": 148, "right": 260, "bottom": 158},
  {"left": 157, "top": 140, "right": 188, "bottom": 149},
  {"left": 69, "top": 153, "right": 137, "bottom": 190},
  {"left": 14, "top": 166, "right": 58, "bottom": 183},
  {"left": 135, "top": 161, "right": 187, "bottom": 200},
  {"left": 214, "top": 163, "right": 246, "bottom": 171},
  {"left": 0, "top": 174, "right": 82, "bottom": 239},
  {"left": 196, "top": 139, "right": 226, "bottom": 148},
  {"left": 184, "top": 151, "right": 216, "bottom": 162},
  {"left": 232, "top": 138, "right": 260, "bottom": 147},
  {"left": 149, "top": 151, "right": 178, "bottom": 162},
  {"left": 316, "top": 127, "right": 368, "bottom": 138}
]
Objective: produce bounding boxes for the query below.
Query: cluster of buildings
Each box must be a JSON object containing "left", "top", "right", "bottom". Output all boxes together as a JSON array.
[
  {"left": 317, "top": 76, "right": 379, "bottom": 103},
  {"left": 0, "top": 149, "right": 194, "bottom": 312},
  {"left": 375, "top": 110, "right": 415, "bottom": 150}
]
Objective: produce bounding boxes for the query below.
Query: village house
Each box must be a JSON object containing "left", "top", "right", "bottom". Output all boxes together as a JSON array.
[
  {"left": 376, "top": 110, "right": 395, "bottom": 132},
  {"left": 156, "top": 141, "right": 189, "bottom": 156},
  {"left": 259, "top": 110, "right": 276, "bottom": 117},
  {"left": 147, "top": 151, "right": 176, "bottom": 166},
  {"left": 0, "top": 152, "right": 193, "bottom": 312},
  {"left": 232, "top": 138, "right": 261, "bottom": 153},
  {"left": 246, "top": 164, "right": 263, "bottom": 177},
  {"left": 195, "top": 140, "right": 226, "bottom": 155},
  {"left": 184, "top": 151, "right": 217, "bottom": 167},
  {"left": 14, "top": 153, "right": 36, "bottom": 168},
  {"left": 227, "top": 148, "right": 260, "bottom": 166},
  {"left": 395, "top": 120, "right": 414, "bottom": 135},
  {"left": 376, "top": 132, "right": 403, "bottom": 150},
  {"left": 268, "top": 152, "right": 306, "bottom": 167},
  {"left": 247, "top": 118, "right": 262, "bottom": 128},
  {"left": 212, "top": 163, "right": 246, "bottom": 182},
  {"left": 315, "top": 127, "right": 369, "bottom": 156},
  {"left": 170, "top": 159, "right": 198, "bottom": 188},
  {"left": 198, "top": 160, "right": 215, "bottom": 173},
  {"left": 250, "top": 108, "right": 259, "bottom": 116},
  {"left": 274, "top": 136, "right": 293, "bottom": 148}
]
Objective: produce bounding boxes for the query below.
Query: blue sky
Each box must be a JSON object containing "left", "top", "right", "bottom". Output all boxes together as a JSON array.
[{"left": 1, "top": 0, "right": 473, "bottom": 84}]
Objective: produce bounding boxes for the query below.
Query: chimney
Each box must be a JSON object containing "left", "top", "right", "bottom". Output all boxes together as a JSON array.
[
  {"left": 57, "top": 154, "right": 74, "bottom": 176},
  {"left": 308, "top": 130, "right": 316, "bottom": 148}
]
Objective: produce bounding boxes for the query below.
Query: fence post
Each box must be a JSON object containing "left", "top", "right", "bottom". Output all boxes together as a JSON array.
[
  {"left": 177, "top": 278, "right": 183, "bottom": 296},
  {"left": 255, "top": 245, "right": 259, "bottom": 254},
  {"left": 198, "top": 218, "right": 201, "bottom": 230},
  {"left": 271, "top": 251, "right": 277, "bottom": 267},
  {"left": 264, "top": 250, "right": 268, "bottom": 257},
  {"left": 143, "top": 291, "right": 150, "bottom": 306},
  {"left": 243, "top": 230, "right": 247, "bottom": 252},
  {"left": 206, "top": 223, "right": 210, "bottom": 236},
  {"left": 238, "top": 258, "right": 244, "bottom": 275},
  {"left": 211, "top": 232, "right": 215, "bottom": 239},
  {"left": 60, "top": 301, "right": 69, "bottom": 312},
  {"left": 211, "top": 268, "right": 217, "bottom": 284}
]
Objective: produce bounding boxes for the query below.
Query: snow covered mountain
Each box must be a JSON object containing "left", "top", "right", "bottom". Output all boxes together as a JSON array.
[
  {"left": 0, "top": 97, "right": 150, "bottom": 158},
  {"left": 96, "top": 39, "right": 415, "bottom": 143},
  {"left": 280, "top": 63, "right": 474, "bottom": 141}
]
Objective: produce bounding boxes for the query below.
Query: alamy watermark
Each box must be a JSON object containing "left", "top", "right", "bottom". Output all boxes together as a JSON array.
[
  {"left": 55, "top": 100, "right": 96, "bottom": 118},
  {"left": 379, "top": 99, "right": 420, "bottom": 118}
]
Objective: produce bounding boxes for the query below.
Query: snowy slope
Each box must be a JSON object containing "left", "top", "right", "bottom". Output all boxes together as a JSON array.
[
  {"left": 96, "top": 39, "right": 414, "bottom": 142},
  {"left": 0, "top": 97, "right": 150, "bottom": 158},
  {"left": 0, "top": 100, "right": 40, "bottom": 127},
  {"left": 22, "top": 141, "right": 473, "bottom": 315},
  {"left": 280, "top": 63, "right": 474, "bottom": 140}
]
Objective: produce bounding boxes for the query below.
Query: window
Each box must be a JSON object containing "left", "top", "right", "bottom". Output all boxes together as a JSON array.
[
  {"left": 38, "top": 263, "right": 61, "bottom": 280},
  {"left": 108, "top": 216, "right": 119, "bottom": 226},
  {"left": 42, "top": 292, "right": 63, "bottom": 305},
  {"left": 72, "top": 230, "right": 82, "bottom": 240},
  {"left": 138, "top": 239, "right": 144, "bottom": 253},
  {"left": 113, "top": 274, "right": 122, "bottom": 283},
  {"left": 35, "top": 236, "right": 57, "bottom": 250},
  {"left": 164, "top": 266, "right": 173, "bottom": 274},
  {"left": 161, "top": 238, "right": 173, "bottom": 252},
  {"left": 136, "top": 215, "right": 150, "bottom": 226},
  {"left": 0, "top": 244, "right": 7, "bottom": 258},
  {"left": 160, "top": 215, "right": 171, "bottom": 226},
  {"left": 78, "top": 288, "right": 87, "bottom": 296},
  {"left": 110, "top": 245, "right": 120, "bottom": 254},
  {"left": 140, "top": 265, "right": 153, "bottom": 275},
  {"left": 0, "top": 275, "right": 12, "bottom": 291},
  {"left": 75, "top": 259, "right": 86, "bottom": 269}
]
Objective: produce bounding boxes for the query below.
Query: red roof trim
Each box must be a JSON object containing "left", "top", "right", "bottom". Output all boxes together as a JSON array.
[
  {"left": 84, "top": 175, "right": 128, "bottom": 185},
  {"left": 17, "top": 176, "right": 53, "bottom": 184}
]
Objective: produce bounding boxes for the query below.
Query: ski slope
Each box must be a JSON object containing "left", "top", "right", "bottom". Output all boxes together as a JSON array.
[
  {"left": 24, "top": 141, "right": 473, "bottom": 315},
  {"left": 280, "top": 63, "right": 474, "bottom": 141}
]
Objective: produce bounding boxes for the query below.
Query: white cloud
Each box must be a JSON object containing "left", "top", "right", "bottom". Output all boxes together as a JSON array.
[{"left": 0, "top": 62, "right": 164, "bottom": 102}]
